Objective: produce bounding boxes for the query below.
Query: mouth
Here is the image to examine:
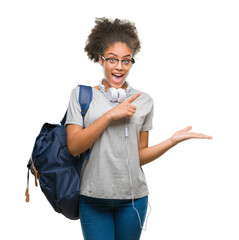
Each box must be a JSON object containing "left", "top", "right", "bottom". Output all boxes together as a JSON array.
[{"left": 112, "top": 73, "right": 124, "bottom": 83}]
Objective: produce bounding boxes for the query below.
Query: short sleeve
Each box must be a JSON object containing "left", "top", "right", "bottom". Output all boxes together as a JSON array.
[
  {"left": 141, "top": 101, "right": 154, "bottom": 131},
  {"left": 65, "top": 87, "right": 83, "bottom": 127}
]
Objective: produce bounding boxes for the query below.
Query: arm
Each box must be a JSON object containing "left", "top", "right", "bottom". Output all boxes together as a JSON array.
[
  {"left": 138, "top": 131, "right": 176, "bottom": 166},
  {"left": 138, "top": 126, "right": 213, "bottom": 166},
  {"left": 67, "top": 92, "right": 142, "bottom": 156},
  {"left": 66, "top": 113, "right": 111, "bottom": 156}
]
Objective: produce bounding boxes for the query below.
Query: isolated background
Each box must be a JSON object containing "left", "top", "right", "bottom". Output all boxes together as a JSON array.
[{"left": 1, "top": 0, "right": 238, "bottom": 239}]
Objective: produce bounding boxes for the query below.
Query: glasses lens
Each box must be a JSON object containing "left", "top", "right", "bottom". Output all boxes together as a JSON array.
[
  {"left": 122, "top": 60, "right": 130, "bottom": 65},
  {"left": 109, "top": 58, "right": 117, "bottom": 63}
]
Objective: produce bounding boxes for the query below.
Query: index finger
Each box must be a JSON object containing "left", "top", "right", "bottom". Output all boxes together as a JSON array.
[{"left": 126, "top": 92, "right": 142, "bottom": 103}]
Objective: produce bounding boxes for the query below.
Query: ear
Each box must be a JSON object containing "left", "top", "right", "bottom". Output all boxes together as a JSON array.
[{"left": 98, "top": 55, "right": 104, "bottom": 66}]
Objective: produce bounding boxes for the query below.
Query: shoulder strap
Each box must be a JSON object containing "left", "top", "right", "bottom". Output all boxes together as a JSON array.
[
  {"left": 78, "top": 85, "right": 92, "bottom": 160},
  {"left": 78, "top": 85, "right": 93, "bottom": 124},
  {"left": 61, "top": 85, "right": 93, "bottom": 126}
]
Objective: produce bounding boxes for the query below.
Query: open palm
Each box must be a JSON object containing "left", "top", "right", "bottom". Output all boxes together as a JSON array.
[{"left": 171, "top": 126, "right": 213, "bottom": 145}]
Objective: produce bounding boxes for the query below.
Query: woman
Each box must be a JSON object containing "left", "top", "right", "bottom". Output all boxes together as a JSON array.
[{"left": 65, "top": 17, "right": 212, "bottom": 240}]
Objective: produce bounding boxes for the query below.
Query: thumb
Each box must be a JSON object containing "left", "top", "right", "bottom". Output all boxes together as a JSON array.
[{"left": 183, "top": 126, "right": 192, "bottom": 132}]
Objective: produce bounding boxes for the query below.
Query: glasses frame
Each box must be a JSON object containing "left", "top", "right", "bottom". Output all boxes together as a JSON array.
[{"left": 101, "top": 56, "right": 135, "bottom": 66}]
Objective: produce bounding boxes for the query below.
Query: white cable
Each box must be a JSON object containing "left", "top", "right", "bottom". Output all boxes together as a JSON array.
[{"left": 125, "top": 118, "right": 151, "bottom": 231}]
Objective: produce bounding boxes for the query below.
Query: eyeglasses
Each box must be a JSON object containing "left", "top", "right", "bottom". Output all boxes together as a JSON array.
[{"left": 101, "top": 56, "right": 135, "bottom": 67}]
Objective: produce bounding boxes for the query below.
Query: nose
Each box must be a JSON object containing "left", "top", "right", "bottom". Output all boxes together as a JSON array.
[{"left": 115, "top": 60, "right": 123, "bottom": 70}]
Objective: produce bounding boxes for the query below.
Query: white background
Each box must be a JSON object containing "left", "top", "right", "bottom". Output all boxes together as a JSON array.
[{"left": 1, "top": 0, "right": 239, "bottom": 239}]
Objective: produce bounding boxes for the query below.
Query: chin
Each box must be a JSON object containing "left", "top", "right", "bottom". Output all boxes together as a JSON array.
[{"left": 110, "top": 77, "right": 127, "bottom": 88}]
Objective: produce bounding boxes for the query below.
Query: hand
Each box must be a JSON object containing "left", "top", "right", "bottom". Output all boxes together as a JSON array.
[
  {"left": 170, "top": 126, "right": 213, "bottom": 145},
  {"left": 106, "top": 92, "right": 141, "bottom": 121}
]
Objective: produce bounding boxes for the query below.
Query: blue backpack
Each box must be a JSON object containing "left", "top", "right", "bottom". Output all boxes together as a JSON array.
[{"left": 25, "top": 85, "right": 93, "bottom": 220}]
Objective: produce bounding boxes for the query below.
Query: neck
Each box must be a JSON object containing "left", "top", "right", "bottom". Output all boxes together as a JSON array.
[{"left": 102, "top": 79, "right": 128, "bottom": 92}]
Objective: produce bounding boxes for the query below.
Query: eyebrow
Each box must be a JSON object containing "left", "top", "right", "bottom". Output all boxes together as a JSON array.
[{"left": 106, "top": 52, "right": 132, "bottom": 58}]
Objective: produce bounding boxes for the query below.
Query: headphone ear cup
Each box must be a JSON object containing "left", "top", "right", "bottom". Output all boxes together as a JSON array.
[
  {"left": 117, "top": 88, "right": 126, "bottom": 102},
  {"left": 107, "top": 88, "right": 118, "bottom": 102}
]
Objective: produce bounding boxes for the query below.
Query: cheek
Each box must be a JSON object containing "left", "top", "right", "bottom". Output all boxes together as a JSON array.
[
  {"left": 103, "top": 65, "right": 112, "bottom": 76},
  {"left": 123, "top": 68, "right": 130, "bottom": 77}
]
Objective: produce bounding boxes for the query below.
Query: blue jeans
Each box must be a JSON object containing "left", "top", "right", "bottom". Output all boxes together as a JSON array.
[{"left": 79, "top": 195, "right": 148, "bottom": 240}]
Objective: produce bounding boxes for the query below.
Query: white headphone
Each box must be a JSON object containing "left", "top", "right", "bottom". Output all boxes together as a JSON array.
[{"left": 99, "top": 79, "right": 131, "bottom": 102}]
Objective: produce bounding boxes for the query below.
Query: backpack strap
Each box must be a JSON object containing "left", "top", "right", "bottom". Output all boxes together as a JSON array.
[
  {"left": 78, "top": 85, "right": 93, "bottom": 160},
  {"left": 78, "top": 85, "right": 93, "bottom": 128},
  {"left": 60, "top": 85, "right": 92, "bottom": 160},
  {"left": 60, "top": 85, "right": 93, "bottom": 126}
]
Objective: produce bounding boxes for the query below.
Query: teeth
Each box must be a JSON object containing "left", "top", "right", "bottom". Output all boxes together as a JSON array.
[{"left": 113, "top": 74, "right": 123, "bottom": 77}]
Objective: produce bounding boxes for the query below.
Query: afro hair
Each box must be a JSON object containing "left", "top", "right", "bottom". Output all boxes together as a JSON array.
[{"left": 84, "top": 17, "right": 141, "bottom": 62}]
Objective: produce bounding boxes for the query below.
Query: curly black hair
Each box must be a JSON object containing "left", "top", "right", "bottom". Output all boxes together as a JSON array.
[{"left": 84, "top": 17, "right": 141, "bottom": 62}]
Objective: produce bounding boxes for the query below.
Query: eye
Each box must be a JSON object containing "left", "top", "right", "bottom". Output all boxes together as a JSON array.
[
  {"left": 109, "top": 58, "right": 117, "bottom": 63},
  {"left": 122, "top": 59, "right": 130, "bottom": 65}
]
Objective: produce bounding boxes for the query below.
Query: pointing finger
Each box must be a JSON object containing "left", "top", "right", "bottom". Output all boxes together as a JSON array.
[{"left": 127, "top": 92, "right": 142, "bottom": 103}]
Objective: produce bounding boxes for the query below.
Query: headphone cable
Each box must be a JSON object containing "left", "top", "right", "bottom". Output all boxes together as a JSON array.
[{"left": 125, "top": 117, "right": 151, "bottom": 231}]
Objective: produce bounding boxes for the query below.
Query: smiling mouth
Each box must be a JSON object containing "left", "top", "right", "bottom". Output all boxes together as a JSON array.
[{"left": 112, "top": 73, "right": 124, "bottom": 83}]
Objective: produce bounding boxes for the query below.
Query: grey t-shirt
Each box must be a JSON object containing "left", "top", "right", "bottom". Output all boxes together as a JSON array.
[{"left": 65, "top": 85, "right": 154, "bottom": 199}]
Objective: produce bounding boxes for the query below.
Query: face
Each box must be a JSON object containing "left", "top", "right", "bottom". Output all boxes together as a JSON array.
[{"left": 99, "top": 42, "right": 133, "bottom": 89}]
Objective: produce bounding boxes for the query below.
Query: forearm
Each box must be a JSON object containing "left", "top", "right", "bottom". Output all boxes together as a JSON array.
[
  {"left": 67, "top": 112, "right": 112, "bottom": 156},
  {"left": 139, "top": 137, "right": 177, "bottom": 166}
]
